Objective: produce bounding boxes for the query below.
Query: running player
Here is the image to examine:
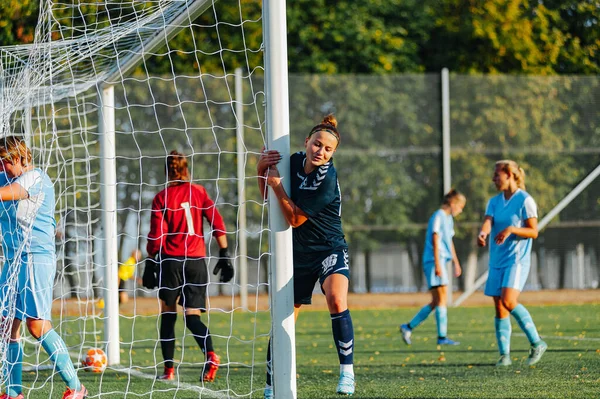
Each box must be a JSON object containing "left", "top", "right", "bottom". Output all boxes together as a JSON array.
[
  {"left": 258, "top": 114, "right": 355, "bottom": 397},
  {"left": 147, "top": 150, "right": 234, "bottom": 382},
  {"left": 400, "top": 189, "right": 465, "bottom": 346},
  {"left": 0, "top": 136, "right": 87, "bottom": 399},
  {"left": 478, "top": 160, "right": 547, "bottom": 366}
]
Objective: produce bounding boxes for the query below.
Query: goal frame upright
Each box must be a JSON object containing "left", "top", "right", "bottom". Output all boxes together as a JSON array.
[{"left": 263, "top": 0, "right": 297, "bottom": 398}]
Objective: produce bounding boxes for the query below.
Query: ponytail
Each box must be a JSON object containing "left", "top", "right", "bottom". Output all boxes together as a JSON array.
[
  {"left": 166, "top": 150, "right": 190, "bottom": 183},
  {"left": 442, "top": 188, "right": 466, "bottom": 206},
  {"left": 496, "top": 160, "right": 525, "bottom": 190}
]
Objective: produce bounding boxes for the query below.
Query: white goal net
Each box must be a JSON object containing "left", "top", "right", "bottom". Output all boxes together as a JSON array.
[{"left": 0, "top": 0, "right": 281, "bottom": 398}]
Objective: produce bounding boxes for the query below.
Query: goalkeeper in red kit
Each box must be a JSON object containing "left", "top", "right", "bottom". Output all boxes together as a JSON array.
[{"left": 146, "top": 150, "right": 234, "bottom": 383}]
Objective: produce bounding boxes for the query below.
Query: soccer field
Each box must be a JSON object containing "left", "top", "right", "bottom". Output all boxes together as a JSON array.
[{"left": 22, "top": 303, "right": 600, "bottom": 398}]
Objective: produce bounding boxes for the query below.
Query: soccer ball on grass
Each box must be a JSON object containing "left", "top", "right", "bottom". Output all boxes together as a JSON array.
[{"left": 82, "top": 348, "right": 107, "bottom": 373}]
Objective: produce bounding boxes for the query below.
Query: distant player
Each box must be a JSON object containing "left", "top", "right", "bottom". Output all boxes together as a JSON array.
[
  {"left": 147, "top": 150, "right": 234, "bottom": 383},
  {"left": 118, "top": 248, "right": 142, "bottom": 304},
  {"left": 0, "top": 136, "right": 87, "bottom": 399},
  {"left": 258, "top": 115, "right": 355, "bottom": 397},
  {"left": 400, "top": 189, "right": 465, "bottom": 346},
  {"left": 478, "top": 160, "right": 547, "bottom": 366}
]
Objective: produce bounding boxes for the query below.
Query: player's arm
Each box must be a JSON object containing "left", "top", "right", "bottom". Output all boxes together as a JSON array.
[
  {"left": 265, "top": 165, "right": 308, "bottom": 227},
  {"left": 432, "top": 232, "right": 442, "bottom": 277},
  {"left": 495, "top": 217, "right": 538, "bottom": 244},
  {"left": 477, "top": 216, "right": 493, "bottom": 247},
  {"left": 146, "top": 196, "right": 167, "bottom": 257},
  {"left": 257, "top": 149, "right": 282, "bottom": 201},
  {"left": 0, "top": 182, "right": 29, "bottom": 201},
  {"left": 451, "top": 241, "right": 462, "bottom": 277}
]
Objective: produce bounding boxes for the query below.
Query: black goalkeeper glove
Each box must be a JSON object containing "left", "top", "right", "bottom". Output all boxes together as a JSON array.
[
  {"left": 142, "top": 257, "right": 159, "bottom": 289},
  {"left": 213, "top": 248, "right": 234, "bottom": 283}
]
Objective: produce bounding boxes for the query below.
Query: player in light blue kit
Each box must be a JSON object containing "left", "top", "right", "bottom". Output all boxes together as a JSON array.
[
  {"left": 400, "top": 190, "right": 465, "bottom": 346},
  {"left": 0, "top": 137, "right": 87, "bottom": 399},
  {"left": 478, "top": 160, "right": 547, "bottom": 367}
]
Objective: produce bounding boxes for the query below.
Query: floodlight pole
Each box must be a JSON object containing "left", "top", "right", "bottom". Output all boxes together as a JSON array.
[
  {"left": 441, "top": 68, "right": 453, "bottom": 305},
  {"left": 98, "top": 84, "right": 120, "bottom": 365},
  {"left": 263, "top": 0, "right": 297, "bottom": 398}
]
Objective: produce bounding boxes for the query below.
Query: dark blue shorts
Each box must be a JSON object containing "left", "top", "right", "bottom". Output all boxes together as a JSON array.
[{"left": 293, "top": 248, "right": 349, "bottom": 305}]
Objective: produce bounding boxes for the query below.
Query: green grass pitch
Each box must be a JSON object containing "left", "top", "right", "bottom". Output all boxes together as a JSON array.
[{"left": 19, "top": 303, "right": 600, "bottom": 398}]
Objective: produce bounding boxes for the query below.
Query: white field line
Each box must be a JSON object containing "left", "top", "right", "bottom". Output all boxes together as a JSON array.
[{"left": 22, "top": 351, "right": 233, "bottom": 399}]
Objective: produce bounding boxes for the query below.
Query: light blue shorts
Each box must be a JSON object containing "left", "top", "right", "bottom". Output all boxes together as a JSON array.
[
  {"left": 484, "top": 263, "right": 530, "bottom": 297},
  {"left": 0, "top": 254, "right": 56, "bottom": 321},
  {"left": 423, "top": 260, "right": 450, "bottom": 289}
]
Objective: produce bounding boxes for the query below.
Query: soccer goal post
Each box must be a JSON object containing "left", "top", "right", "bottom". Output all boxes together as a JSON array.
[{"left": 453, "top": 162, "right": 600, "bottom": 307}]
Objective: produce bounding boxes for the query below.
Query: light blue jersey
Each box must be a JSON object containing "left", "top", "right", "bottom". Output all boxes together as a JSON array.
[
  {"left": 0, "top": 169, "right": 56, "bottom": 320},
  {"left": 486, "top": 189, "right": 537, "bottom": 270},
  {"left": 0, "top": 169, "right": 56, "bottom": 260},
  {"left": 423, "top": 209, "right": 455, "bottom": 265}
]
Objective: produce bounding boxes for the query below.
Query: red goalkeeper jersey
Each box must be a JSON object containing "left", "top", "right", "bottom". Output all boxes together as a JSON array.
[{"left": 147, "top": 182, "right": 226, "bottom": 258}]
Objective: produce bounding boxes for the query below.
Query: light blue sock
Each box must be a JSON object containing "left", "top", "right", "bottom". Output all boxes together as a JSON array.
[
  {"left": 511, "top": 304, "right": 541, "bottom": 345},
  {"left": 495, "top": 317, "right": 511, "bottom": 355},
  {"left": 6, "top": 341, "right": 23, "bottom": 397},
  {"left": 39, "top": 329, "right": 81, "bottom": 390},
  {"left": 408, "top": 305, "right": 433, "bottom": 330},
  {"left": 435, "top": 306, "right": 448, "bottom": 338}
]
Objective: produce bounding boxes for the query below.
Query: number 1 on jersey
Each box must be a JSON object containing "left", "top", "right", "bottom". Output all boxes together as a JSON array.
[{"left": 181, "top": 202, "right": 196, "bottom": 235}]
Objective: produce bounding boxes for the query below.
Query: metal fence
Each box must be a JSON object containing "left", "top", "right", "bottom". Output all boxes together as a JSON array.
[{"left": 45, "top": 73, "right": 599, "bottom": 298}]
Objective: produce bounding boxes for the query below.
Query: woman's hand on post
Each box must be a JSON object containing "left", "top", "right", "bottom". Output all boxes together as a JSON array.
[
  {"left": 266, "top": 166, "right": 281, "bottom": 188},
  {"left": 257, "top": 148, "right": 282, "bottom": 176}
]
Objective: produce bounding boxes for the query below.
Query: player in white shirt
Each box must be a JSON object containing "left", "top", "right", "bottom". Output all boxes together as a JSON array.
[
  {"left": 400, "top": 189, "right": 465, "bottom": 346},
  {"left": 0, "top": 136, "right": 87, "bottom": 399},
  {"left": 478, "top": 160, "right": 547, "bottom": 367}
]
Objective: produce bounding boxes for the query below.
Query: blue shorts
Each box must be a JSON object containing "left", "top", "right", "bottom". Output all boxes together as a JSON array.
[
  {"left": 484, "top": 263, "right": 530, "bottom": 297},
  {"left": 293, "top": 248, "right": 349, "bottom": 305},
  {"left": 423, "top": 261, "right": 450, "bottom": 289},
  {"left": 0, "top": 254, "right": 56, "bottom": 321}
]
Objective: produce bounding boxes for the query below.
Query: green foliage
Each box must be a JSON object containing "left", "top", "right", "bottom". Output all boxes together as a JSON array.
[
  {"left": 423, "top": 0, "right": 599, "bottom": 74},
  {"left": 0, "top": 0, "right": 38, "bottom": 45}
]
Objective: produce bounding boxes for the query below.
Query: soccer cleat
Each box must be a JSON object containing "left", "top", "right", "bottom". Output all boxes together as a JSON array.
[
  {"left": 0, "top": 393, "right": 25, "bottom": 399},
  {"left": 336, "top": 372, "right": 355, "bottom": 395},
  {"left": 202, "top": 352, "right": 220, "bottom": 382},
  {"left": 496, "top": 355, "right": 512, "bottom": 367},
  {"left": 527, "top": 340, "right": 548, "bottom": 366},
  {"left": 400, "top": 324, "right": 412, "bottom": 345},
  {"left": 157, "top": 366, "right": 175, "bottom": 380},
  {"left": 61, "top": 385, "right": 88, "bottom": 399},
  {"left": 437, "top": 337, "right": 460, "bottom": 346},
  {"left": 263, "top": 385, "right": 273, "bottom": 399}
]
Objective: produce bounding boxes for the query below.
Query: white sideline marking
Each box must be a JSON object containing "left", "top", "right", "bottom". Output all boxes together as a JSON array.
[
  {"left": 25, "top": 352, "right": 230, "bottom": 399},
  {"left": 111, "top": 365, "right": 230, "bottom": 399},
  {"left": 515, "top": 333, "right": 600, "bottom": 342}
]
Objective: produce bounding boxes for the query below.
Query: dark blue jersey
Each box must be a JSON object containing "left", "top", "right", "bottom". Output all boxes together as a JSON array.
[{"left": 290, "top": 152, "right": 347, "bottom": 255}]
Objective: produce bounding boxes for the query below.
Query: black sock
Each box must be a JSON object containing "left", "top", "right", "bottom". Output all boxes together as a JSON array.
[
  {"left": 331, "top": 309, "right": 354, "bottom": 365},
  {"left": 184, "top": 314, "right": 214, "bottom": 354},
  {"left": 266, "top": 338, "right": 272, "bottom": 386},
  {"left": 160, "top": 313, "right": 177, "bottom": 369}
]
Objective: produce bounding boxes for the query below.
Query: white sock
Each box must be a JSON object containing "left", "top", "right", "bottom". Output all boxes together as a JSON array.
[{"left": 340, "top": 364, "right": 354, "bottom": 376}]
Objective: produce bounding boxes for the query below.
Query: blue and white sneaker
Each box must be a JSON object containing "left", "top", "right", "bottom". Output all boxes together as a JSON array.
[
  {"left": 437, "top": 337, "right": 460, "bottom": 346},
  {"left": 400, "top": 324, "right": 412, "bottom": 345},
  {"left": 496, "top": 354, "right": 512, "bottom": 367},
  {"left": 336, "top": 372, "right": 355, "bottom": 395},
  {"left": 527, "top": 340, "right": 547, "bottom": 366},
  {"left": 264, "top": 385, "right": 273, "bottom": 399}
]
